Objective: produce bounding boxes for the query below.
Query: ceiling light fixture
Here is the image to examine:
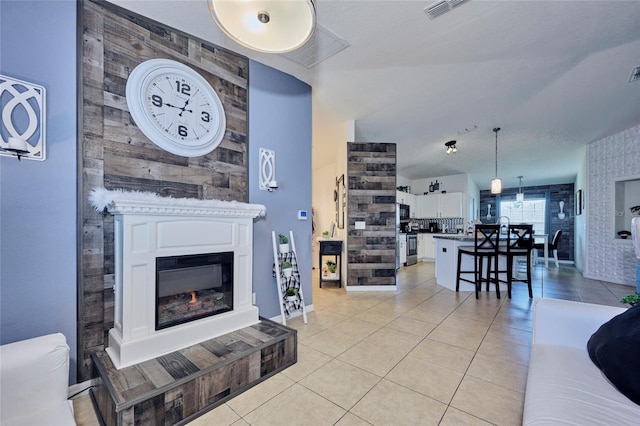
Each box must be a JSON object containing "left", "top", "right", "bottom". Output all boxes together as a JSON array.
[
  {"left": 491, "top": 127, "right": 502, "bottom": 194},
  {"left": 516, "top": 175, "right": 525, "bottom": 203},
  {"left": 208, "top": 0, "right": 316, "bottom": 54},
  {"left": 445, "top": 140, "right": 457, "bottom": 154}
]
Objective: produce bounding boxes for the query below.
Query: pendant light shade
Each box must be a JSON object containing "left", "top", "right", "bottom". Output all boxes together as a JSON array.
[
  {"left": 491, "top": 178, "right": 502, "bottom": 194},
  {"left": 490, "top": 127, "right": 502, "bottom": 194},
  {"left": 209, "top": 0, "right": 316, "bottom": 53}
]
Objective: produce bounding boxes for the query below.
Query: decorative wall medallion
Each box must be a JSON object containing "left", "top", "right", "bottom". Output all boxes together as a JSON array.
[
  {"left": 259, "top": 147, "right": 277, "bottom": 191},
  {"left": 0, "top": 74, "right": 46, "bottom": 160},
  {"left": 126, "top": 59, "right": 226, "bottom": 157}
]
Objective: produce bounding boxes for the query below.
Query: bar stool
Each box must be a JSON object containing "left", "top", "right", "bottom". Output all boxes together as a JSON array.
[
  {"left": 498, "top": 224, "right": 534, "bottom": 298},
  {"left": 456, "top": 224, "right": 501, "bottom": 299}
]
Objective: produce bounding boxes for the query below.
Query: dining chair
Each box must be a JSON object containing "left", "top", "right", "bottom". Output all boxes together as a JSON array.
[
  {"left": 456, "top": 224, "right": 501, "bottom": 299},
  {"left": 534, "top": 229, "right": 562, "bottom": 267},
  {"left": 497, "top": 224, "right": 534, "bottom": 298}
]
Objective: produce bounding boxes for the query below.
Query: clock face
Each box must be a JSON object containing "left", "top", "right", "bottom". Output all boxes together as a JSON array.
[{"left": 126, "top": 59, "right": 226, "bottom": 157}]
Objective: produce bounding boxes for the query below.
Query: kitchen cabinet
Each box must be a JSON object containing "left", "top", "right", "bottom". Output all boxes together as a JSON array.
[
  {"left": 417, "top": 234, "right": 426, "bottom": 260},
  {"left": 416, "top": 195, "right": 438, "bottom": 218},
  {"left": 416, "top": 192, "right": 462, "bottom": 218},
  {"left": 396, "top": 191, "right": 417, "bottom": 218},
  {"left": 399, "top": 234, "right": 407, "bottom": 265},
  {"left": 440, "top": 193, "right": 463, "bottom": 217},
  {"left": 416, "top": 234, "right": 437, "bottom": 261},
  {"left": 423, "top": 234, "right": 436, "bottom": 260}
]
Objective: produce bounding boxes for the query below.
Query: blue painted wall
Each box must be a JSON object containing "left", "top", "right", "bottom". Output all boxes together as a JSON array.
[
  {"left": 248, "top": 61, "right": 313, "bottom": 319},
  {"left": 0, "top": 3, "right": 312, "bottom": 384},
  {"left": 0, "top": 1, "right": 78, "bottom": 382}
]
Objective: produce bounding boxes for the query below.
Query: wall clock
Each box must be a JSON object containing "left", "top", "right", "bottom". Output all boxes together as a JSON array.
[{"left": 126, "top": 59, "right": 226, "bottom": 157}]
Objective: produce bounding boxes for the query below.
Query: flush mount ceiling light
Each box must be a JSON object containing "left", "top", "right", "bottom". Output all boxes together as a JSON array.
[
  {"left": 490, "top": 127, "right": 502, "bottom": 194},
  {"left": 516, "top": 175, "right": 525, "bottom": 203},
  {"left": 208, "top": 0, "right": 316, "bottom": 54},
  {"left": 445, "top": 140, "right": 457, "bottom": 154}
]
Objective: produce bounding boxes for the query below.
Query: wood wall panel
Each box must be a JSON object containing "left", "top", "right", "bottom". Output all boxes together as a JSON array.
[
  {"left": 346, "top": 143, "right": 397, "bottom": 287},
  {"left": 79, "top": 0, "right": 249, "bottom": 380}
]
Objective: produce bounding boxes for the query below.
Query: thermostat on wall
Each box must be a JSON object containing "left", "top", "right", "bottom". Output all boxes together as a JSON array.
[{"left": 298, "top": 210, "right": 308, "bottom": 220}]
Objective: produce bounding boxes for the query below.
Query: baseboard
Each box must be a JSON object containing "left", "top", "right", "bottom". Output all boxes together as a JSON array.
[{"left": 346, "top": 285, "right": 397, "bottom": 292}]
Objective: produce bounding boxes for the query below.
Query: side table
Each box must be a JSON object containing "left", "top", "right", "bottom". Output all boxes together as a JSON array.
[{"left": 319, "top": 240, "right": 343, "bottom": 288}]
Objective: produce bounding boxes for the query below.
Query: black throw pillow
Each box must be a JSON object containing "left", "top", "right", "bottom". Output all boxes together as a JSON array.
[{"left": 587, "top": 304, "right": 640, "bottom": 405}]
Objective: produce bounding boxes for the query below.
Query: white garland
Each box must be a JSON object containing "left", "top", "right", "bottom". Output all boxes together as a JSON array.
[{"left": 88, "top": 187, "right": 266, "bottom": 216}]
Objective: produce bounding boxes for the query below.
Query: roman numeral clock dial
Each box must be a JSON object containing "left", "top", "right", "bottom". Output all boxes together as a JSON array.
[{"left": 126, "top": 59, "right": 226, "bottom": 157}]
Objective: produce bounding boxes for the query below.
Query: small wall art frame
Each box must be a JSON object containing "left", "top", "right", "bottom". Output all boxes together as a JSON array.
[
  {"left": 576, "top": 189, "right": 583, "bottom": 215},
  {"left": 0, "top": 74, "right": 46, "bottom": 160}
]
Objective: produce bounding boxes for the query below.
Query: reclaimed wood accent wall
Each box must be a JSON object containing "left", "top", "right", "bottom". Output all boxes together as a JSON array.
[
  {"left": 346, "top": 143, "right": 397, "bottom": 287},
  {"left": 479, "top": 183, "right": 575, "bottom": 260},
  {"left": 79, "top": 0, "right": 249, "bottom": 380}
]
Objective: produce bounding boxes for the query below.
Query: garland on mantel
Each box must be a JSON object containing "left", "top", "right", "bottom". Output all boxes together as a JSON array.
[{"left": 89, "top": 187, "right": 266, "bottom": 216}]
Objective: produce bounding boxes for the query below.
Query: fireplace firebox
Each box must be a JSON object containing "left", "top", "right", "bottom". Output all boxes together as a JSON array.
[{"left": 156, "top": 251, "right": 233, "bottom": 330}]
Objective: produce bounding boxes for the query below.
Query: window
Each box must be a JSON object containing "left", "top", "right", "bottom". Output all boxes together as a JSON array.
[{"left": 500, "top": 198, "right": 546, "bottom": 235}]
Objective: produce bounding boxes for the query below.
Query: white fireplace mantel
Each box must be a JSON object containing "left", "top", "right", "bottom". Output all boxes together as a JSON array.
[{"left": 91, "top": 189, "right": 265, "bottom": 369}]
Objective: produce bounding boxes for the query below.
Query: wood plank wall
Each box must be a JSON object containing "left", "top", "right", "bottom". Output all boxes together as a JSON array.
[
  {"left": 79, "top": 0, "right": 249, "bottom": 381},
  {"left": 479, "top": 183, "right": 575, "bottom": 260},
  {"left": 346, "top": 143, "right": 397, "bottom": 287}
]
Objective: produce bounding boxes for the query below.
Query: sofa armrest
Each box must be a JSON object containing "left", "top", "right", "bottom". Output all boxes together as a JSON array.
[
  {"left": 0, "top": 333, "right": 71, "bottom": 423},
  {"left": 532, "top": 298, "right": 626, "bottom": 349}
]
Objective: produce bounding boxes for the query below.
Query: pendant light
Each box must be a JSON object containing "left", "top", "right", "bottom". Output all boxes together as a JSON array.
[
  {"left": 208, "top": 0, "right": 316, "bottom": 54},
  {"left": 490, "top": 127, "right": 502, "bottom": 194},
  {"left": 516, "top": 175, "right": 525, "bottom": 202}
]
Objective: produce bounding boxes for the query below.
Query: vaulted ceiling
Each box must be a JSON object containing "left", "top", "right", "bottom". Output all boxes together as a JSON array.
[{"left": 108, "top": 0, "right": 640, "bottom": 189}]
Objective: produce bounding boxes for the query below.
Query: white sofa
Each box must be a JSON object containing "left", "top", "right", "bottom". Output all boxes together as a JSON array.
[
  {"left": 0, "top": 333, "right": 76, "bottom": 426},
  {"left": 523, "top": 298, "right": 640, "bottom": 424}
]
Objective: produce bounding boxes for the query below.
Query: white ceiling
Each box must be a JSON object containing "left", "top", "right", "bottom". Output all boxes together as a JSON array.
[{"left": 108, "top": 0, "right": 640, "bottom": 190}]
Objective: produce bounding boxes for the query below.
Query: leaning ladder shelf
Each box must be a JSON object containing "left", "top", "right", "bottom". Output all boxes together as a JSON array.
[{"left": 272, "top": 231, "right": 308, "bottom": 326}]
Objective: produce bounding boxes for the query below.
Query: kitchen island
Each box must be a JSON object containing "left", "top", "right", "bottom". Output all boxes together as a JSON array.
[{"left": 434, "top": 234, "right": 509, "bottom": 292}]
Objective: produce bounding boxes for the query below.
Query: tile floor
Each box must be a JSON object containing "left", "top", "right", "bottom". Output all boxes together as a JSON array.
[{"left": 73, "top": 261, "right": 632, "bottom": 425}]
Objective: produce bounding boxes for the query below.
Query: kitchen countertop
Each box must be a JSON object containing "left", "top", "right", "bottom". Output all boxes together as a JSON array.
[{"left": 433, "top": 234, "right": 472, "bottom": 240}]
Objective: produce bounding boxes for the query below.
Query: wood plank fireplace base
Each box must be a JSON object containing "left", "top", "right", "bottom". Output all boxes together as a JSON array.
[{"left": 90, "top": 318, "right": 296, "bottom": 426}]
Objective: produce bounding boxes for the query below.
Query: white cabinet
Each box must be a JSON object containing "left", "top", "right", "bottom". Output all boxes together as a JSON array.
[
  {"left": 415, "top": 192, "right": 463, "bottom": 218},
  {"left": 416, "top": 195, "right": 439, "bottom": 218},
  {"left": 439, "top": 193, "right": 463, "bottom": 217},
  {"left": 399, "top": 234, "right": 407, "bottom": 264},
  {"left": 417, "top": 234, "right": 436, "bottom": 261},
  {"left": 417, "top": 234, "right": 426, "bottom": 260},
  {"left": 396, "top": 190, "right": 408, "bottom": 205},
  {"left": 397, "top": 191, "right": 417, "bottom": 218}
]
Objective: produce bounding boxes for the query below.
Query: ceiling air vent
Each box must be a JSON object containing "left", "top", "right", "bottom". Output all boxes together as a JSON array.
[
  {"left": 282, "top": 25, "right": 350, "bottom": 69},
  {"left": 629, "top": 66, "right": 640, "bottom": 83},
  {"left": 424, "top": 0, "right": 469, "bottom": 19}
]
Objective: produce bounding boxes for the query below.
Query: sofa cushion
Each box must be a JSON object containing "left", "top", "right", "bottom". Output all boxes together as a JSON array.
[
  {"left": 524, "top": 344, "right": 640, "bottom": 425},
  {"left": 587, "top": 304, "right": 640, "bottom": 405}
]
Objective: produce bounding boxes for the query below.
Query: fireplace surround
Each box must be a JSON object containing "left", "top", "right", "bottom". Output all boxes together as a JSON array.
[{"left": 90, "top": 189, "right": 265, "bottom": 369}]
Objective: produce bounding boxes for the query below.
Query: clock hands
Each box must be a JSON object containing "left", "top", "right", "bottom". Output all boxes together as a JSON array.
[
  {"left": 164, "top": 99, "right": 193, "bottom": 116},
  {"left": 178, "top": 98, "right": 193, "bottom": 117}
]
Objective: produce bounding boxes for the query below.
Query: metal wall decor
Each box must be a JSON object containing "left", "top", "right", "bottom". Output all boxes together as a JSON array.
[
  {"left": 0, "top": 74, "right": 46, "bottom": 160},
  {"left": 259, "top": 147, "right": 278, "bottom": 191},
  {"left": 336, "top": 174, "right": 345, "bottom": 229}
]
